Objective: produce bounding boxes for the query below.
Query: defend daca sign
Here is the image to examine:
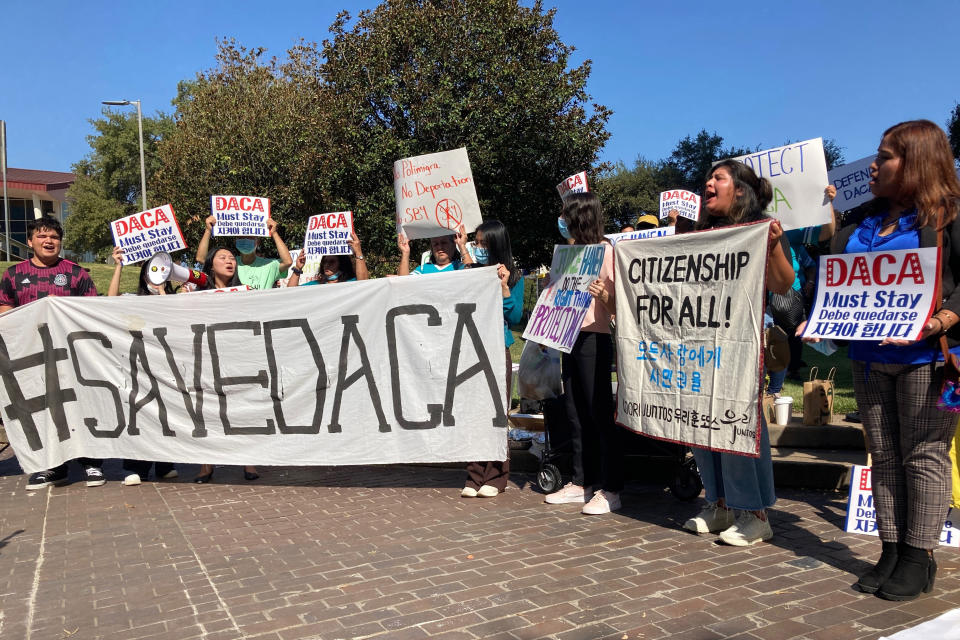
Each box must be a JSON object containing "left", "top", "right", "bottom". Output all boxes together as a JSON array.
[
  {"left": 211, "top": 195, "right": 270, "bottom": 236},
  {"left": 110, "top": 204, "right": 187, "bottom": 265}
]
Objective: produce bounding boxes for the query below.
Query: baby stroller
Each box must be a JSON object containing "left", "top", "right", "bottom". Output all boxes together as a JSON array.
[{"left": 535, "top": 393, "right": 703, "bottom": 501}]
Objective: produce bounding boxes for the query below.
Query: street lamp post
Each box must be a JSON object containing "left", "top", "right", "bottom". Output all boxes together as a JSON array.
[{"left": 102, "top": 100, "right": 147, "bottom": 211}]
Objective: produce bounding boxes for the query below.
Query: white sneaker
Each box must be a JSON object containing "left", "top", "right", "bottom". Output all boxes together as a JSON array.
[
  {"left": 477, "top": 485, "right": 500, "bottom": 498},
  {"left": 684, "top": 502, "right": 735, "bottom": 534},
  {"left": 160, "top": 469, "right": 178, "bottom": 479},
  {"left": 123, "top": 473, "right": 142, "bottom": 486},
  {"left": 582, "top": 490, "right": 621, "bottom": 515},
  {"left": 461, "top": 486, "right": 478, "bottom": 498},
  {"left": 718, "top": 511, "right": 773, "bottom": 546},
  {"left": 544, "top": 482, "right": 588, "bottom": 504}
]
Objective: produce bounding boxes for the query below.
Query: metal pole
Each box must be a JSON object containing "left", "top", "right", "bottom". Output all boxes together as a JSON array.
[
  {"left": 1, "top": 120, "right": 9, "bottom": 261},
  {"left": 135, "top": 101, "right": 147, "bottom": 211}
]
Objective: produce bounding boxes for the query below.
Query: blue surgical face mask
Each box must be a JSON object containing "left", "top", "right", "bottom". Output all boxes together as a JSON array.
[
  {"left": 327, "top": 272, "right": 340, "bottom": 282},
  {"left": 235, "top": 239, "right": 256, "bottom": 255},
  {"left": 473, "top": 247, "right": 489, "bottom": 264},
  {"left": 557, "top": 217, "right": 572, "bottom": 240}
]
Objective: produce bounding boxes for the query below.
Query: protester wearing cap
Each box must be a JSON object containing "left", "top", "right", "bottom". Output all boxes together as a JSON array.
[
  {"left": 634, "top": 213, "right": 660, "bottom": 230},
  {"left": 0, "top": 216, "right": 106, "bottom": 490},
  {"left": 195, "top": 215, "right": 293, "bottom": 290}
]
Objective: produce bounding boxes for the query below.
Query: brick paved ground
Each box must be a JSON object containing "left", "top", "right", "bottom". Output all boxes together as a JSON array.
[{"left": 0, "top": 448, "right": 957, "bottom": 640}]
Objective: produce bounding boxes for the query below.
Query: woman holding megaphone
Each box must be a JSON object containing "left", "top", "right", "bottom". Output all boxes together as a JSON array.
[{"left": 107, "top": 246, "right": 180, "bottom": 485}]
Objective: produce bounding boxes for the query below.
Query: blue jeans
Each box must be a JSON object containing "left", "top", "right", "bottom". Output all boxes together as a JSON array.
[
  {"left": 767, "top": 369, "right": 786, "bottom": 395},
  {"left": 691, "top": 416, "right": 776, "bottom": 511}
]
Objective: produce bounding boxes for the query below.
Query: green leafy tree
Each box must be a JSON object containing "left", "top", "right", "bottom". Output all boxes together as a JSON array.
[
  {"left": 664, "top": 129, "right": 753, "bottom": 193},
  {"left": 948, "top": 103, "right": 960, "bottom": 165},
  {"left": 594, "top": 158, "right": 668, "bottom": 230},
  {"left": 154, "top": 42, "right": 341, "bottom": 264},
  {"left": 822, "top": 138, "right": 845, "bottom": 171},
  {"left": 316, "top": 0, "right": 610, "bottom": 268},
  {"left": 64, "top": 110, "right": 173, "bottom": 258}
]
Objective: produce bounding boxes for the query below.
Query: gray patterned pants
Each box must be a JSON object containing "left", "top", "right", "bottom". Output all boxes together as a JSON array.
[{"left": 852, "top": 360, "right": 955, "bottom": 548}]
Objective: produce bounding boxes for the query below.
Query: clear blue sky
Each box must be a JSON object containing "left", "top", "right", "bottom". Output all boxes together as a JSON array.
[{"left": 2, "top": 1, "right": 957, "bottom": 173}]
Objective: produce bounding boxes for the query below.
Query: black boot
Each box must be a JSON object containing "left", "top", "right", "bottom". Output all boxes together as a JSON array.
[
  {"left": 877, "top": 544, "right": 936, "bottom": 601},
  {"left": 854, "top": 541, "right": 899, "bottom": 594}
]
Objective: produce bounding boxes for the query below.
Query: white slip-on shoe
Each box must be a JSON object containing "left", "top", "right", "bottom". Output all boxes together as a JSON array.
[
  {"left": 718, "top": 511, "right": 773, "bottom": 546},
  {"left": 544, "top": 482, "right": 586, "bottom": 504},
  {"left": 477, "top": 485, "right": 500, "bottom": 498},
  {"left": 123, "top": 473, "right": 142, "bottom": 486},
  {"left": 461, "top": 486, "right": 478, "bottom": 498},
  {"left": 581, "top": 490, "right": 621, "bottom": 515}
]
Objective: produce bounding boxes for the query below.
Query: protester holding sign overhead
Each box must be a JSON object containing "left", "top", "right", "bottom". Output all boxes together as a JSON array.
[
  {"left": 107, "top": 246, "right": 180, "bottom": 486},
  {"left": 288, "top": 232, "right": 368, "bottom": 286},
  {"left": 681, "top": 160, "right": 794, "bottom": 546},
  {"left": 396, "top": 225, "right": 474, "bottom": 275},
  {"left": 195, "top": 215, "right": 293, "bottom": 290},
  {"left": 461, "top": 220, "right": 524, "bottom": 498},
  {"left": 193, "top": 247, "right": 260, "bottom": 483},
  {"left": 805, "top": 120, "right": 960, "bottom": 600},
  {"left": 542, "top": 192, "right": 623, "bottom": 515}
]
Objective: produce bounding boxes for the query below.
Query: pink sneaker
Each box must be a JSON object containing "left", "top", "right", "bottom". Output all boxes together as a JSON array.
[
  {"left": 544, "top": 482, "right": 589, "bottom": 504},
  {"left": 582, "top": 490, "right": 621, "bottom": 515}
]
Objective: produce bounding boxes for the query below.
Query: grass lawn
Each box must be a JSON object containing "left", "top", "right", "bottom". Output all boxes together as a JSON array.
[
  {"left": 1, "top": 260, "right": 142, "bottom": 295},
  {"left": 509, "top": 329, "right": 858, "bottom": 415}
]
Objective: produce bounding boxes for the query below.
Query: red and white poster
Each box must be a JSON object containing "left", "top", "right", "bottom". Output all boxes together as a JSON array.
[
  {"left": 802, "top": 248, "right": 939, "bottom": 342},
  {"left": 210, "top": 195, "right": 271, "bottom": 237},
  {"left": 556, "top": 171, "right": 589, "bottom": 199},
  {"left": 393, "top": 148, "right": 482, "bottom": 240},
  {"left": 304, "top": 211, "right": 354, "bottom": 257},
  {"left": 110, "top": 204, "right": 187, "bottom": 265},
  {"left": 658, "top": 189, "right": 700, "bottom": 221}
]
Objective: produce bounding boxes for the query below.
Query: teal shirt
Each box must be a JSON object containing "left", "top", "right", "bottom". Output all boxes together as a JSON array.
[{"left": 502, "top": 277, "right": 524, "bottom": 347}]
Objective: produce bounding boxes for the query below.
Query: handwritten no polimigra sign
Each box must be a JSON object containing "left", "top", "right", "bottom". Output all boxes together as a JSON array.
[{"left": 393, "top": 148, "right": 482, "bottom": 241}]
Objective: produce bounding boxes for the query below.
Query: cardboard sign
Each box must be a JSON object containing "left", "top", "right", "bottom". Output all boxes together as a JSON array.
[
  {"left": 393, "top": 148, "right": 482, "bottom": 240},
  {"left": 614, "top": 222, "right": 768, "bottom": 456},
  {"left": 211, "top": 195, "right": 271, "bottom": 237},
  {"left": 605, "top": 226, "right": 675, "bottom": 246},
  {"left": 522, "top": 244, "right": 606, "bottom": 354},
  {"left": 0, "top": 269, "right": 507, "bottom": 473},
  {"left": 279, "top": 250, "right": 321, "bottom": 287},
  {"left": 556, "top": 171, "right": 589, "bottom": 199},
  {"left": 304, "top": 211, "right": 354, "bottom": 257},
  {"left": 802, "top": 248, "right": 939, "bottom": 341},
  {"left": 110, "top": 204, "right": 187, "bottom": 265},
  {"left": 730, "top": 138, "right": 831, "bottom": 231},
  {"left": 829, "top": 154, "right": 875, "bottom": 212},
  {"left": 845, "top": 465, "right": 957, "bottom": 547},
  {"left": 659, "top": 189, "right": 701, "bottom": 221}
]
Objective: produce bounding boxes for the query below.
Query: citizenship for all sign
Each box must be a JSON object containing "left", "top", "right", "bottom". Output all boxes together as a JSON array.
[
  {"left": 802, "top": 248, "right": 938, "bottom": 341},
  {"left": 605, "top": 226, "right": 676, "bottom": 246},
  {"left": 828, "top": 154, "right": 875, "bottom": 212},
  {"left": 0, "top": 268, "right": 507, "bottom": 473},
  {"left": 845, "top": 465, "right": 957, "bottom": 547},
  {"left": 614, "top": 222, "right": 768, "bottom": 457},
  {"left": 394, "top": 147, "right": 482, "bottom": 240},
  {"left": 730, "top": 138, "right": 831, "bottom": 231},
  {"left": 211, "top": 195, "right": 271, "bottom": 237},
  {"left": 522, "top": 244, "right": 606, "bottom": 354},
  {"left": 658, "top": 190, "right": 700, "bottom": 221},
  {"left": 110, "top": 205, "right": 186, "bottom": 265},
  {"left": 304, "top": 211, "right": 354, "bottom": 257},
  {"left": 556, "top": 171, "right": 589, "bottom": 199}
]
